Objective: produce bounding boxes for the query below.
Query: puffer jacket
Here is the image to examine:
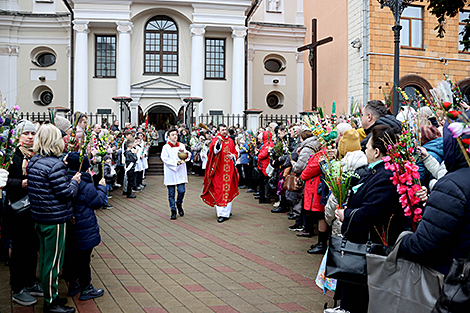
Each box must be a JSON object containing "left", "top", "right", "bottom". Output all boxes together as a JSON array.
[
  {"left": 239, "top": 143, "right": 250, "bottom": 165},
  {"left": 417, "top": 137, "right": 443, "bottom": 187},
  {"left": 292, "top": 136, "right": 321, "bottom": 174},
  {"left": 27, "top": 155, "right": 79, "bottom": 224},
  {"left": 67, "top": 170, "right": 106, "bottom": 250},
  {"left": 300, "top": 150, "right": 325, "bottom": 212},
  {"left": 399, "top": 120, "right": 470, "bottom": 275},
  {"left": 258, "top": 131, "right": 274, "bottom": 176}
]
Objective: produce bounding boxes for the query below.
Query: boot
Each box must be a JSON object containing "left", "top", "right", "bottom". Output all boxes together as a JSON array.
[
  {"left": 170, "top": 210, "right": 177, "bottom": 220},
  {"left": 177, "top": 203, "right": 184, "bottom": 216},
  {"left": 307, "top": 232, "right": 328, "bottom": 254}
]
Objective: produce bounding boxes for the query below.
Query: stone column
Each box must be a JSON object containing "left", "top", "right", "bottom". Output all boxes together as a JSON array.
[
  {"left": 295, "top": 51, "right": 304, "bottom": 113},
  {"left": 73, "top": 20, "right": 89, "bottom": 113},
  {"left": 190, "top": 24, "right": 206, "bottom": 116},
  {"left": 247, "top": 48, "right": 255, "bottom": 110},
  {"left": 130, "top": 100, "right": 139, "bottom": 127},
  {"left": 231, "top": 26, "right": 247, "bottom": 118},
  {"left": 0, "top": 45, "right": 18, "bottom": 109},
  {"left": 116, "top": 21, "right": 133, "bottom": 97}
]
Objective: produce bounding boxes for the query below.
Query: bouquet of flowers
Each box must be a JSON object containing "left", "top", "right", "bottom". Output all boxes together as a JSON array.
[
  {"left": 0, "top": 104, "right": 21, "bottom": 170},
  {"left": 78, "top": 125, "right": 92, "bottom": 173},
  {"left": 272, "top": 137, "right": 290, "bottom": 157},
  {"left": 68, "top": 112, "right": 84, "bottom": 152},
  {"left": 382, "top": 127, "right": 422, "bottom": 231},
  {"left": 95, "top": 133, "right": 109, "bottom": 179},
  {"left": 322, "top": 158, "right": 360, "bottom": 210}
]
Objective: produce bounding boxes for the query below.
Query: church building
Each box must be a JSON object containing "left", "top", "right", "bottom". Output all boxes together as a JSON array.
[{"left": 0, "top": 0, "right": 306, "bottom": 127}]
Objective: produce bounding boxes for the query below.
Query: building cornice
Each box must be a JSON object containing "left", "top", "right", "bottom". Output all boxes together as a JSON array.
[
  {"left": 0, "top": 10, "right": 69, "bottom": 18},
  {"left": 248, "top": 22, "right": 306, "bottom": 43}
]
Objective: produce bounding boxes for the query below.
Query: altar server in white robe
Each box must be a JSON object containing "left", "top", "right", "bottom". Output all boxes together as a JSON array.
[{"left": 161, "top": 127, "right": 191, "bottom": 220}]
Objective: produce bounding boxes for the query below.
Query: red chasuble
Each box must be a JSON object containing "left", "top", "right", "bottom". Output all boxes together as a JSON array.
[{"left": 201, "top": 135, "right": 239, "bottom": 207}]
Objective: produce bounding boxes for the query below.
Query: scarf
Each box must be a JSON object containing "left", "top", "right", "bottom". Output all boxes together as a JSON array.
[{"left": 19, "top": 145, "right": 34, "bottom": 176}]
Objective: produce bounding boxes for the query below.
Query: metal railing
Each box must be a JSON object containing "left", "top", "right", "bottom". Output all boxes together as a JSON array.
[
  {"left": 259, "top": 114, "right": 302, "bottom": 127},
  {"left": 18, "top": 111, "right": 117, "bottom": 127},
  {"left": 198, "top": 114, "right": 247, "bottom": 128}
]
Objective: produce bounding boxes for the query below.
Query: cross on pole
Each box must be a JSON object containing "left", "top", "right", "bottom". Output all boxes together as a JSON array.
[{"left": 297, "top": 19, "right": 333, "bottom": 111}]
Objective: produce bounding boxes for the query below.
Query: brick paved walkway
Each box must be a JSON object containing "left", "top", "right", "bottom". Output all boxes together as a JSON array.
[{"left": 1, "top": 175, "right": 334, "bottom": 313}]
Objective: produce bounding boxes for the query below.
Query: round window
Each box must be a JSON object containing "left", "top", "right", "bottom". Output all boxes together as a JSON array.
[
  {"left": 264, "top": 59, "right": 282, "bottom": 72},
  {"left": 39, "top": 91, "right": 53, "bottom": 105},
  {"left": 267, "top": 94, "right": 279, "bottom": 108},
  {"left": 37, "top": 53, "right": 56, "bottom": 67}
]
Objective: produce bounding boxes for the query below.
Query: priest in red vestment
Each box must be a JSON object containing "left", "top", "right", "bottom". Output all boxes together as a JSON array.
[{"left": 201, "top": 124, "right": 239, "bottom": 222}]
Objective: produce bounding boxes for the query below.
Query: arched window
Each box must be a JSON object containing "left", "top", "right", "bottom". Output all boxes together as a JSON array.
[{"left": 144, "top": 15, "right": 178, "bottom": 75}]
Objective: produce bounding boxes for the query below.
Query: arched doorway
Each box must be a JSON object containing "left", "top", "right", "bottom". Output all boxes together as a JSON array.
[
  {"left": 390, "top": 74, "right": 433, "bottom": 114},
  {"left": 147, "top": 104, "right": 177, "bottom": 130},
  {"left": 457, "top": 78, "right": 470, "bottom": 104}
]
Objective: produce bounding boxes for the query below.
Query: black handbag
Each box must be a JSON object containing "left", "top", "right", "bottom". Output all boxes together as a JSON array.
[
  {"left": 325, "top": 209, "right": 390, "bottom": 285},
  {"left": 432, "top": 252, "right": 470, "bottom": 313},
  {"left": 10, "top": 195, "right": 30, "bottom": 214}
]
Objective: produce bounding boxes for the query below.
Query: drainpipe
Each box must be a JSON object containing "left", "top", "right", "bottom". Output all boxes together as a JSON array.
[
  {"left": 362, "top": 0, "right": 369, "bottom": 107},
  {"left": 244, "top": 0, "right": 262, "bottom": 111},
  {"left": 62, "top": 0, "right": 74, "bottom": 113}
]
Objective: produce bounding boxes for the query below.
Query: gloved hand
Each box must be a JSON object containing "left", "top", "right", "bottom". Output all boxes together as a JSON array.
[{"left": 0, "top": 169, "right": 9, "bottom": 188}]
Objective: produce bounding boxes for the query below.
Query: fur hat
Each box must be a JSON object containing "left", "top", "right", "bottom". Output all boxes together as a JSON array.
[
  {"left": 338, "top": 129, "right": 361, "bottom": 159},
  {"left": 66, "top": 151, "right": 90, "bottom": 172}
]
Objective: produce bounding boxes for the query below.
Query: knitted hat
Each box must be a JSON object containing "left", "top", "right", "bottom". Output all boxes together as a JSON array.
[
  {"left": 338, "top": 129, "right": 361, "bottom": 159},
  {"left": 66, "top": 151, "right": 90, "bottom": 172},
  {"left": 104, "top": 155, "right": 112, "bottom": 162},
  {"left": 55, "top": 116, "right": 72, "bottom": 133},
  {"left": 16, "top": 120, "right": 36, "bottom": 134},
  {"left": 421, "top": 125, "right": 441, "bottom": 145}
]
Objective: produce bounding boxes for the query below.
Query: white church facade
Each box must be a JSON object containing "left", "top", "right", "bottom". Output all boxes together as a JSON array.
[{"left": 0, "top": 0, "right": 305, "bottom": 127}]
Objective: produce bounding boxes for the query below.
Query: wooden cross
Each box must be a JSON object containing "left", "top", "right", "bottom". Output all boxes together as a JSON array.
[{"left": 297, "top": 19, "right": 333, "bottom": 111}]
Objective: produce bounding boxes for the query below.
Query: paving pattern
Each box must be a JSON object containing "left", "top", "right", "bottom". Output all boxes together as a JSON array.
[{"left": 0, "top": 175, "right": 334, "bottom": 312}]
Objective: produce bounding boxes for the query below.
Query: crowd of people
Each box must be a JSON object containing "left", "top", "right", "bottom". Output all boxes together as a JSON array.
[{"left": 0, "top": 96, "right": 469, "bottom": 313}]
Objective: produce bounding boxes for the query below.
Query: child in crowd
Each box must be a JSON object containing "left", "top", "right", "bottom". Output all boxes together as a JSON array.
[
  {"left": 134, "top": 137, "right": 144, "bottom": 191},
  {"left": 103, "top": 155, "right": 116, "bottom": 209},
  {"left": 63, "top": 152, "right": 106, "bottom": 301},
  {"left": 124, "top": 138, "right": 137, "bottom": 198}
]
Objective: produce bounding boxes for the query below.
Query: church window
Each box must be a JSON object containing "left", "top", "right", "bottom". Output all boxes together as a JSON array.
[
  {"left": 459, "top": 11, "right": 470, "bottom": 52},
  {"left": 95, "top": 35, "right": 116, "bottom": 78},
  {"left": 205, "top": 38, "right": 225, "bottom": 79},
  {"left": 145, "top": 15, "right": 178, "bottom": 75},
  {"left": 400, "top": 6, "right": 423, "bottom": 49}
]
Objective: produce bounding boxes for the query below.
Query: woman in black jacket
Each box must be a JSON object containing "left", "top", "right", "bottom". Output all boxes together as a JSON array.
[
  {"left": 5, "top": 120, "right": 41, "bottom": 307},
  {"left": 399, "top": 120, "right": 470, "bottom": 276},
  {"left": 27, "top": 124, "right": 81, "bottom": 313},
  {"left": 335, "top": 125, "right": 405, "bottom": 313}
]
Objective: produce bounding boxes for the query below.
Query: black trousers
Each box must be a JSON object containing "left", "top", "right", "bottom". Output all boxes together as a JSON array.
[
  {"left": 135, "top": 170, "right": 143, "bottom": 186},
  {"left": 258, "top": 175, "right": 270, "bottom": 202},
  {"left": 63, "top": 246, "right": 93, "bottom": 289},
  {"left": 127, "top": 169, "right": 136, "bottom": 195},
  {"left": 116, "top": 165, "right": 124, "bottom": 185},
  {"left": 9, "top": 213, "right": 39, "bottom": 293}
]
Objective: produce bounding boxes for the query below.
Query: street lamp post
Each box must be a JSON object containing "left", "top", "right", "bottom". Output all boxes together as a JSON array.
[
  {"left": 378, "top": 0, "right": 421, "bottom": 115},
  {"left": 183, "top": 97, "right": 203, "bottom": 132},
  {"left": 112, "top": 96, "right": 132, "bottom": 129}
]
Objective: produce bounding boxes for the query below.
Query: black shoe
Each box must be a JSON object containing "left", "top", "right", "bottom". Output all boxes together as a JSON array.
[
  {"left": 177, "top": 204, "right": 184, "bottom": 217},
  {"left": 288, "top": 214, "right": 300, "bottom": 220},
  {"left": 68, "top": 281, "right": 81, "bottom": 297},
  {"left": 253, "top": 192, "right": 260, "bottom": 196},
  {"left": 271, "top": 207, "right": 289, "bottom": 213},
  {"left": 44, "top": 301, "right": 75, "bottom": 313},
  {"left": 132, "top": 188, "right": 142, "bottom": 192},
  {"left": 288, "top": 224, "right": 304, "bottom": 231},
  {"left": 307, "top": 242, "right": 327, "bottom": 254},
  {"left": 127, "top": 194, "right": 136, "bottom": 198},
  {"left": 217, "top": 217, "right": 228, "bottom": 223},
  {"left": 140, "top": 183, "right": 147, "bottom": 187},
  {"left": 79, "top": 284, "right": 104, "bottom": 301},
  {"left": 103, "top": 204, "right": 113, "bottom": 210},
  {"left": 246, "top": 189, "right": 255, "bottom": 193},
  {"left": 259, "top": 199, "right": 270, "bottom": 204},
  {"left": 254, "top": 196, "right": 260, "bottom": 199},
  {"left": 287, "top": 212, "right": 294, "bottom": 217},
  {"left": 170, "top": 211, "right": 177, "bottom": 220}
]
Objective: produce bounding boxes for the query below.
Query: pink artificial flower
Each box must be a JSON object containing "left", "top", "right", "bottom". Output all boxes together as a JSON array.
[
  {"left": 404, "top": 207, "right": 411, "bottom": 217},
  {"left": 384, "top": 162, "right": 396, "bottom": 171},
  {"left": 399, "top": 194, "right": 409, "bottom": 206},
  {"left": 397, "top": 185, "right": 408, "bottom": 195},
  {"left": 399, "top": 173, "right": 412, "bottom": 185},
  {"left": 412, "top": 214, "right": 421, "bottom": 223},
  {"left": 414, "top": 208, "right": 423, "bottom": 215},
  {"left": 411, "top": 184, "right": 421, "bottom": 193},
  {"left": 410, "top": 195, "right": 421, "bottom": 206},
  {"left": 382, "top": 156, "right": 391, "bottom": 162},
  {"left": 13, "top": 105, "right": 19, "bottom": 111},
  {"left": 448, "top": 122, "right": 470, "bottom": 138}
]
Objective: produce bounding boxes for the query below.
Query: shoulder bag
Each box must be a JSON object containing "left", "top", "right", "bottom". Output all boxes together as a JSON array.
[
  {"left": 265, "top": 163, "right": 274, "bottom": 177},
  {"left": 432, "top": 251, "right": 470, "bottom": 313},
  {"left": 367, "top": 231, "right": 444, "bottom": 313},
  {"left": 283, "top": 172, "right": 303, "bottom": 192},
  {"left": 325, "top": 209, "right": 390, "bottom": 285},
  {"left": 9, "top": 155, "right": 42, "bottom": 214}
]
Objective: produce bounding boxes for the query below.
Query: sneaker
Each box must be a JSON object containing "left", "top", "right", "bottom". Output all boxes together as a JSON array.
[
  {"left": 103, "top": 204, "right": 113, "bottom": 209},
  {"left": 272, "top": 201, "right": 280, "bottom": 208},
  {"left": 79, "top": 284, "right": 104, "bottom": 301},
  {"left": 12, "top": 289, "right": 37, "bottom": 306},
  {"left": 114, "top": 183, "right": 122, "bottom": 188},
  {"left": 44, "top": 302, "right": 75, "bottom": 313},
  {"left": 132, "top": 188, "right": 142, "bottom": 192},
  {"left": 68, "top": 281, "right": 81, "bottom": 297},
  {"left": 288, "top": 225, "right": 304, "bottom": 231},
  {"left": 25, "top": 281, "right": 43, "bottom": 297},
  {"left": 127, "top": 194, "right": 136, "bottom": 198},
  {"left": 140, "top": 183, "right": 147, "bottom": 187},
  {"left": 324, "top": 307, "right": 350, "bottom": 313},
  {"left": 138, "top": 185, "right": 146, "bottom": 189},
  {"left": 108, "top": 195, "right": 113, "bottom": 199}
]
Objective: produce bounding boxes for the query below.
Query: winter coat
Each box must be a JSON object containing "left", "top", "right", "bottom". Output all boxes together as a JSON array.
[
  {"left": 239, "top": 143, "right": 250, "bottom": 165},
  {"left": 300, "top": 150, "right": 325, "bottom": 212},
  {"left": 324, "top": 151, "right": 369, "bottom": 237},
  {"left": 27, "top": 155, "right": 79, "bottom": 224},
  {"left": 342, "top": 161, "right": 405, "bottom": 246},
  {"left": 416, "top": 137, "right": 443, "bottom": 188},
  {"left": 399, "top": 121, "right": 470, "bottom": 275},
  {"left": 5, "top": 147, "right": 31, "bottom": 203},
  {"left": 258, "top": 131, "right": 274, "bottom": 176},
  {"left": 124, "top": 150, "right": 137, "bottom": 170},
  {"left": 360, "top": 115, "right": 402, "bottom": 150},
  {"left": 292, "top": 136, "right": 321, "bottom": 174},
  {"left": 67, "top": 170, "right": 106, "bottom": 250},
  {"left": 422, "top": 154, "right": 447, "bottom": 190},
  {"left": 192, "top": 142, "right": 203, "bottom": 167},
  {"left": 103, "top": 163, "right": 116, "bottom": 185}
]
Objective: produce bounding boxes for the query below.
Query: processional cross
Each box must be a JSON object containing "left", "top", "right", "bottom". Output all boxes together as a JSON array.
[{"left": 297, "top": 19, "right": 333, "bottom": 111}]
